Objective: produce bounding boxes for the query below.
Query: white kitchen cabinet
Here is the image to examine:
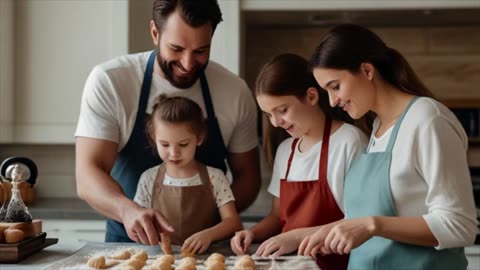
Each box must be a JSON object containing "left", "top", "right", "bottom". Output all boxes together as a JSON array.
[
  {"left": 43, "top": 219, "right": 106, "bottom": 243},
  {"left": 8, "top": 0, "right": 128, "bottom": 143},
  {"left": 0, "top": 0, "right": 14, "bottom": 142}
]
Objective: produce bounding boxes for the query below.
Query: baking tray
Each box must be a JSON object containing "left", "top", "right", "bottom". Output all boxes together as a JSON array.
[
  {"left": 41, "top": 241, "right": 320, "bottom": 269},
  {"left": 0, "top": 232, "right": 58, "bottom": 263}
]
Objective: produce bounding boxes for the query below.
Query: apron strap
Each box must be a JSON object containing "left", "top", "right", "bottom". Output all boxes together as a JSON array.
[
  {"left": 199, "top": 72, "right": 216, "bottom": 120},
  {"left": 284, "top": 138, "right": 299, "bottom": 180},
  {"left": 198, "top": 163, "right": 211, "bottom": 186},
  {"left": 385, "top": 96, "right": 419, "bottom": 152},
  {"left": 319, "top": 117, "right": 332, "bottom": 180},
  {"left": 197, "top": 164, "right": 215, "bottom": 203},
  {"left": 134, "top": 50, "right": 156, "bottom": 132},
  {"left": 153, "top": 163, "right": 167, "bottom": 196}
]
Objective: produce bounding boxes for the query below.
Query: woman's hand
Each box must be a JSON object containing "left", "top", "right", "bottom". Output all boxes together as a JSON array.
[
  {"left": 255, "top": 230, "right": 302, "bottom": 258},
  {"left": 230, "top": 230, "right": 255, "bottom": 255},
  {"left": 300, "top": 217, "right": 376, "bottom": 256},
  {"left": 182, "top": 230, "right": 213, "bottom": 254},
  {"left": 298, "top": 224, "right": 332, "bottom": 257}
]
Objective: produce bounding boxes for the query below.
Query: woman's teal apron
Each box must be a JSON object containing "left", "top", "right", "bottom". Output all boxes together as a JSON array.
[{"left": 344, "top": 96, "right": 467, "bottom": 270}]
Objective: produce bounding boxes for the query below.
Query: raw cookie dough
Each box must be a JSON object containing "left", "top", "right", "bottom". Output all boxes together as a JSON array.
[{"left": 87, "top": 255, "right": 106, "bottom": 269}]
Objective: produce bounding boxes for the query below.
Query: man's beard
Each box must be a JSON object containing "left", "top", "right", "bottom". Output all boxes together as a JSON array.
[{"left": 157, "top": 52, "right": 208, "bottom": 89}]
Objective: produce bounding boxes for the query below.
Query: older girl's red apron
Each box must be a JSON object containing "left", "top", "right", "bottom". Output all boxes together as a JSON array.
[{"left": 279, "top": 117, "right": 348, "bottom": 270}]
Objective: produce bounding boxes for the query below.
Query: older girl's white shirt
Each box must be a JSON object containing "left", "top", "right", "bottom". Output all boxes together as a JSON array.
[
  {"left": 367, "top": 97, "right": 478, "bottom": 249},
  {"left": 268, "top": 123, "right": 368, "bottom": 212}
]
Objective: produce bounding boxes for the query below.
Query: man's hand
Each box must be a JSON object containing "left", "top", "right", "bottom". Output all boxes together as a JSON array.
[
  {"left": 182, "top": 230, "right": 214, "bottom": 254},
  {"left": 122, "top": 204, "right": 174, "bottom": 246}
]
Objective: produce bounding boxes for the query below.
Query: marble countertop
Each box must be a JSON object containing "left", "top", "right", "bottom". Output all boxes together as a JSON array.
[{"left": 0, "top": 238, "right": 85, "bottom": 270}]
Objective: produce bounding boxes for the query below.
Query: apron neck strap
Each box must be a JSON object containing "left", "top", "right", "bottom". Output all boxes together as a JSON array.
[
  {"left": 197, "top": 163, "right": 210, "bottom": 186},
  {"left": 199, "top": 72, "right": 215, "bottom": 119},
  {"left": 153, "top": 163, "right": 167, "bottom": 195},
  {"left": 138, "top": 51, "right": 156, "bottom": 119},
  {"left": 284, "top": 139, "right": 299, "bottom": 180},
  {"left": 284, "top": 117, "right": 332, "bottom": 180},
  {"left": 385, "top": 96, "right": 419, "bottom": 152}
]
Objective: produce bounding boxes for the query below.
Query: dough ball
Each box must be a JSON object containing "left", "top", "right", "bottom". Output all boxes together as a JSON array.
[
  {"left": 206, "top": 253, "right": 225, "bottom": 263},
  {"left": 234, "top": 255, "right": 255, "bottom": 269},
  {"left": 0, "top": 224, "right": 9, "bottom": 243},
  {"left": 87, "top": 255, "right": 106, "bottom": 269},
  {"left": 110, "top": 249, "right": 131, "bottom": 260},
  {"left": 205, "top": 260, "right": 225, "bottom": 270},
  {"left": 132, "top": 250, "right": 148, "bottom": 262},
  {"left": 151, "top": 259, "right": 174, "bottom": 270},
  {"left": 156, "top": 254, "right": 175, "bottom": 264},
  {"left": 180, "top": 250, "right": 195, "bottom": 258},
  {"left": 117, "top": 264, "right": 136, "bottom": 270},
  {"left": 122, "top": 258, "right": 145, "bottom": 270},
  {"left": 4, "top": 229, "right": 25, "bottom": 244},
  {"left": 179, "top": 257, "right": 196, "bottom": 265},
  {"left": 175, "top": 262, "right": 196, "bottom": 270}
]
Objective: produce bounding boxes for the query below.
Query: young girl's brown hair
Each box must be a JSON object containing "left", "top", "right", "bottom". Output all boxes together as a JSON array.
[{"left": 146, "top": 95, "right": 206, "bottom": 150}]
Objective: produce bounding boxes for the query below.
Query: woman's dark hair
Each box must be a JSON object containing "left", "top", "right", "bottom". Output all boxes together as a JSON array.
[
  {"left": 311, "top": 24, "right": 434, "bottom": 98},
  {"left": 255, "top": 53, "right": 356, "bottom": 167},
  {"left": 146, "top": 95, "right": 206, "bottom": 150},
  {"left": 152, "top": 0, "right": 223, "bottom": 33}
]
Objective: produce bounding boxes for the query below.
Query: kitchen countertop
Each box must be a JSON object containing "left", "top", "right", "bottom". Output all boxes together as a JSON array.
[
  {"left": 26, "top": 198, "right": 270, "bottom": 222},
  {"left": 0, "top": 239, "right": 478, "bottom": 270}
]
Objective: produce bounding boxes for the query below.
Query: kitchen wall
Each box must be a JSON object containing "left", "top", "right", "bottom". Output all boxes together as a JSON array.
[{"left": 244, "top": 25, "right": 480, "bottom": 100}]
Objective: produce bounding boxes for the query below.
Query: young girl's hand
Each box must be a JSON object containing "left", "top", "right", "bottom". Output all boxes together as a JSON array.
[
  {"left": 230, "top": 230, "right": 255, "bottom": 255},
  {"left": 255, "top": 230, "right": 300, "bottom": 258},
  {"left": 182, "top": 230, "right": 213, "bottom": 254}
]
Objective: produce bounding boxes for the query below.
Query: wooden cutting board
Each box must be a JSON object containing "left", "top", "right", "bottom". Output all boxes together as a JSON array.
[{"left": 0, "top": 232, "right": 58, "bottom": 263}]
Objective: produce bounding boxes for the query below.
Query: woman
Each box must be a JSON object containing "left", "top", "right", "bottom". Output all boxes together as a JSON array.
[{"left": 299, "top": 24, "right": 478, "bottom": 270}]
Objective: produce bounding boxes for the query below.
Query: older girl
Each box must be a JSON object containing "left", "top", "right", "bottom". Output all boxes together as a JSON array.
[
  {"left": 299, "top": 24, "right": 478, "bottom": 270},
  {"left": 231, "top": 54, "right": 367, "bottom": 270}
]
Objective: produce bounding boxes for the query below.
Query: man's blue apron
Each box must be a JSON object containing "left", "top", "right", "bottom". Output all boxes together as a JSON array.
[
  {"left": 344, "top": 96, "right": 467, "bottom": 270},
  {"left": 106, "top": 51, "right": 228, "bottom": 242}
]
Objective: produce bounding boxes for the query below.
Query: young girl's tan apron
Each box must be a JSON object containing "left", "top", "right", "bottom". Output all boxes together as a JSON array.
[{"left": 151, "top": 163, "right": 220, "bottom": 245}]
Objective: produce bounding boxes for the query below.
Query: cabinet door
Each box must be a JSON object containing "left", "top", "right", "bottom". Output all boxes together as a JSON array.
[{"left": 13, "top": 0, "right": 128, "bottom": 143}]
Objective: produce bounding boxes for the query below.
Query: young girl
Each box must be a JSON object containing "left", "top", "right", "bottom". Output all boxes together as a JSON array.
[
  {"left": 230, "top": 54, "right": 368, "bottom": 270},
  {"left": 299, "top": 24, "right": 478, "bottom": 270},
  {"left": 134, "top": 95, "right": 243, "bottom": 254}
]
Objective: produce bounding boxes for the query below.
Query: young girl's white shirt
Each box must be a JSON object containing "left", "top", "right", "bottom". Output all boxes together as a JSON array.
[
  {"left": 134, "top": 165, "right": 234, "bottom": 208},
  {"left": 367, "top": 97, "right": 477, "bottom": 249},
  {"left": 268, "top": 123, "right": 368, "bottom": 213}
]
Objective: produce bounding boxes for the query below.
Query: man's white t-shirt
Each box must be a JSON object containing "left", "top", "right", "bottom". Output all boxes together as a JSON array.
[
  {"left": 134, "top": 165, "right": 234, "bottom": 209},
  {"left": 75, "top": 51, "right": 258, "bottom": 153},
  {"left": 268, "top": 123, "right": 368, "bottom": 212},
  {"left": 366, "top": 97, "right": 478, "bottom": 249}
]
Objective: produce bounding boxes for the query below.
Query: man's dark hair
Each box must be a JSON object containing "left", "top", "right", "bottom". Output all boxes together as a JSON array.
[{"left": 152, "top": 0, "right": 223, "bottom": 33}]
